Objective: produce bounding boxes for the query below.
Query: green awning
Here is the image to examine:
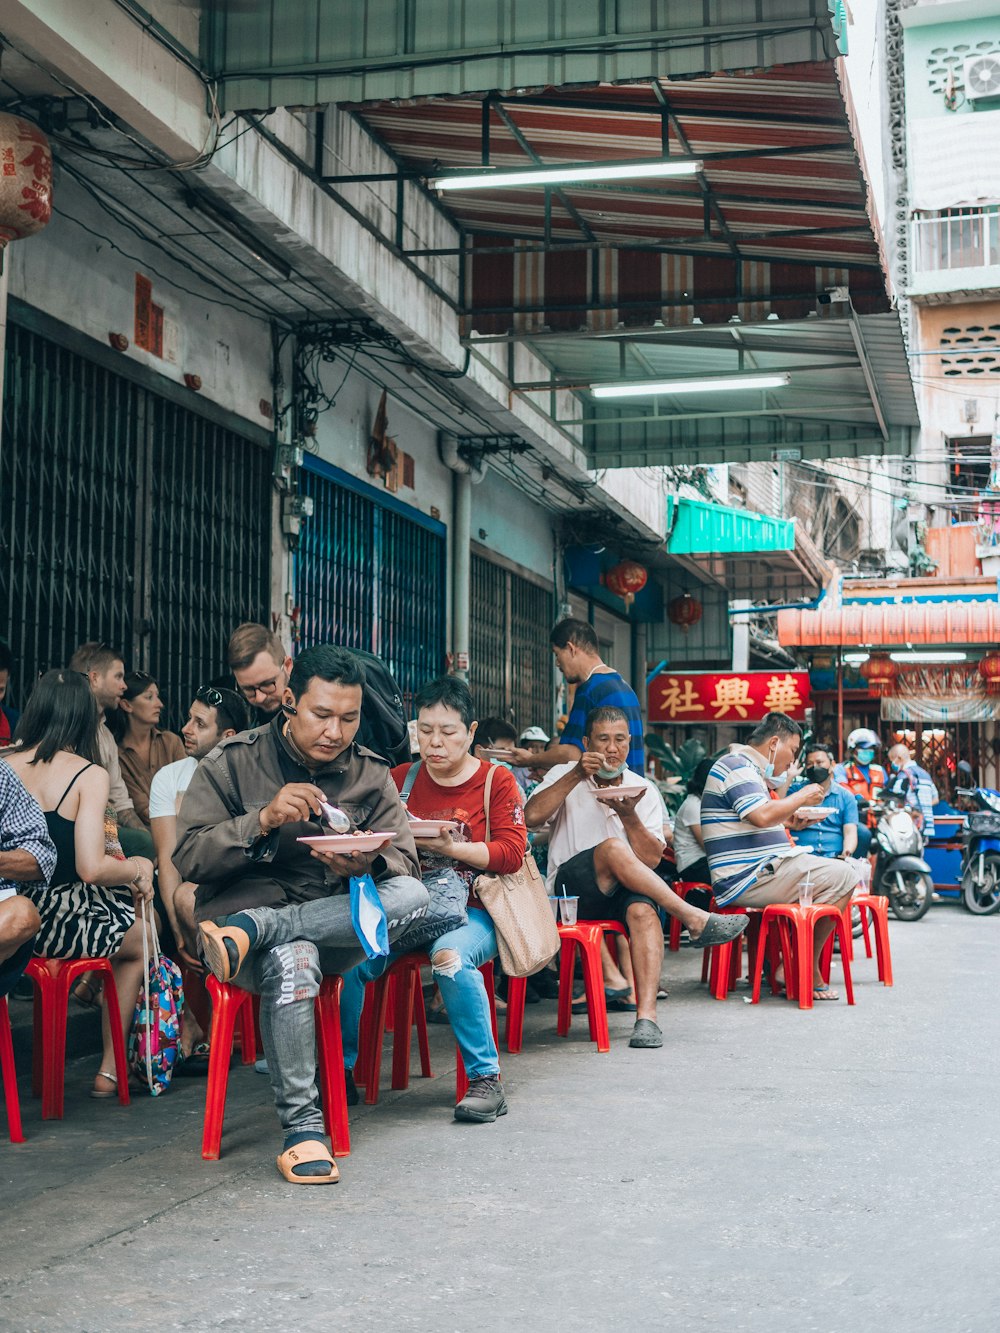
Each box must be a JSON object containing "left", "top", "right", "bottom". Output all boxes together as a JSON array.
[{"left": 667, "top": 497, "right": 794, "bottom": 555}]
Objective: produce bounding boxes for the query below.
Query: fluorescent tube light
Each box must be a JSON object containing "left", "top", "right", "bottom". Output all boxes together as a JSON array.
[
  {"left": 889, "top": 651, "right": 967, "bottom": 663},
  {"left": 431, "top": 158, "right": 703, "bottom": 191},
  {"left": 844, "top": 653, "right": 870, "bottom": 664},
  {"left": 591, "top": 372, "right": 791, "bottom": 399}
]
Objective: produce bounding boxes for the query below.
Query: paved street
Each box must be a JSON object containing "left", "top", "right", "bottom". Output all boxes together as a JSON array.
[{"left": 3, "top": 905, "right": 999, "bottom": 1333}]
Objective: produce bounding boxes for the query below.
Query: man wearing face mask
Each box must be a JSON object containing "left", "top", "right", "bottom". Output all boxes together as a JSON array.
[
  {"left": 789, "top": 745, "right": 859, "bottom": 860},
  {"left": 701, "top": 713, "right": 860, "bottom": 1002},
  {"left": 525, "top": 706, "right": 749, "bottom": 1049},
  {"left": 834, "top": 729, "right": 887, "bottom": 857}
]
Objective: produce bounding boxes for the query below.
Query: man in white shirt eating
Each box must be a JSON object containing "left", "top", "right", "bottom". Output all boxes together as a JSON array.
[{"left": 524, "top": 707, "right": 748, "bottom": 1049}]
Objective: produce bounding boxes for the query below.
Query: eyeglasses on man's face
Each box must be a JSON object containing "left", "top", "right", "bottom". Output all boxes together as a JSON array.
[{"left": 238, "top": 675, "right": 281, "bottom": 701}]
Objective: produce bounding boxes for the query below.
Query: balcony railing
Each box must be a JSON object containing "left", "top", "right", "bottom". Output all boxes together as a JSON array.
[{"left": 912, "top": 206, "right": 1000, "bottom": 274}]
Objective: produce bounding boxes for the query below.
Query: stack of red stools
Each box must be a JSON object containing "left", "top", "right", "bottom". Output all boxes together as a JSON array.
[{"left": 750, "top": 902, "right": 855, "bottom": 1009}]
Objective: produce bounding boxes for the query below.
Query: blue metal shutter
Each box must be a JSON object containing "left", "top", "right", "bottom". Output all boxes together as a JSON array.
[{"left": 297, "top": 455, "right": 446, "bottom": 712}]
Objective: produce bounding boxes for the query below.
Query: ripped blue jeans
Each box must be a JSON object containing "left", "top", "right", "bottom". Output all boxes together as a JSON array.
[{"left": 341, "top": 907, "right": 500, "bottom": 1081}]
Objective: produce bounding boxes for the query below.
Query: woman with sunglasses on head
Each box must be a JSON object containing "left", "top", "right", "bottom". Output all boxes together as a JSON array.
[
  {"left": 108, "top": 670, "right": 186, "bottom": 828},
  {"left": 3, "top": 670, "right": 156, "bottom": 1099}
]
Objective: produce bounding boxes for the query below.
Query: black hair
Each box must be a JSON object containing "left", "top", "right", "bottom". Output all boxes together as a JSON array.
[
  {"left": 687, "top": 756, "right": 716, "bottom": 798},
  {"left": 584, "top": 705, "right": 630, "bottom": 737},
  {"left": 477, "top": 717, "right": 517, "bottom": 747},
  {"left": 805, "top": 743, "right": 835, "bottom": 763},
  {"left": 288, "top": 645, "right": 366, "bottom": 698},
  {"left": 550, "top": 618, "right": 599, "bottom": 653},
  {"left": 194, "top": 685, "right": 250, "bottom": 735},
  {"left": 747, "top": 712, "right": 803, "bottom": 745},
  {"left": 414, "top": 675, "right": 476, "bottom": 729},
  {"left": 0, "top": 642, "right": 12, "bottom": 675},
  {"left": 11, "top": 669, "right": 100, "bottom": 765}
]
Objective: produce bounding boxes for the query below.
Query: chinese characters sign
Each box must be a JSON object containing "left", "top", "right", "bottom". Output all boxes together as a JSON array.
[{"left": 648, "top": 671, "right": 811, "bottom": 724}]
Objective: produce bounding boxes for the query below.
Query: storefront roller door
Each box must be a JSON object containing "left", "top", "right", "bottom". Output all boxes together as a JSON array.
[
  {"left": 296, "top": 455, "right": 446, "bottom": 713},
  {"left": 0, "top": 317, "right": 272, "bottom": 721},
  {"left": 470, "top": 550, "right": 554, "bottom": 732}
]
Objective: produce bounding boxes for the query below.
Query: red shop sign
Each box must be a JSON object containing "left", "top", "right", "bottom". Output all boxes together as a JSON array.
[{"left": 648, "top": 671, "right": 811, "bottom": 724}]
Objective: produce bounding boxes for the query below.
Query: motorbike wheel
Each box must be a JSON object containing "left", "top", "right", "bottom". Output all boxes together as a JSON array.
[
  {"left": 881, "top": 869, "right": 933, "bottom": 922},
  {"left": 961, "top": 852, "right": 1000, "bottom": 915}
]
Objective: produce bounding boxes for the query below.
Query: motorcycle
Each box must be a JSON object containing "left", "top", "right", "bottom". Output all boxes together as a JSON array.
[
  {"left": 957, "top": 787, "right": 1000, "bottom": 915},
  {"left": 858, "top": 791, "right": 934, "bottom": 921}
]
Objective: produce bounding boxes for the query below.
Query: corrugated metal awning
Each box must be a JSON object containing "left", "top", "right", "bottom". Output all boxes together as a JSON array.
[{"left": 777, "top": 601, "right": 1000, "bottom": 648}]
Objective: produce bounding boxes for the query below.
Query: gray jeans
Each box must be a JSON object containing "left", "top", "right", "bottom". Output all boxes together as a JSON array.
[{"left": 236, "top": 876, "right": 428, "bottom": 1137}]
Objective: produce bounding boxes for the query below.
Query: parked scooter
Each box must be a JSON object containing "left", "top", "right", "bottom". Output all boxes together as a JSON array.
[
  {"left": 858, "top": 790, "right": 934, "bottom": 921},
  {"left": 956, "top": 787, "right": 1000, "bottom": 915}
]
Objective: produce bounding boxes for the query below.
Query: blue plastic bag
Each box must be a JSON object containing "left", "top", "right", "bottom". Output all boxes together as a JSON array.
[{"left": 350, "top": 874, "right": 390, "bottom": 959}]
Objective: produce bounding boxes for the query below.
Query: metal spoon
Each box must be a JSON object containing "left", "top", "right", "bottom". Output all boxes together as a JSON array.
[{"left": 318, "top": 800, "right": 351, "bottom": 833}]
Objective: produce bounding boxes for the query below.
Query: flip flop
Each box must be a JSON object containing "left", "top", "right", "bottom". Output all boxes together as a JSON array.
[
  {"left": 89, "top": 1070, "right": 119, "bottom": 1099},
  {"left": 276, "top": 1140, "right": 340, "bottom": 1185},
  {"left": 71, "top": 976, "right": 103, "bottom": 1010},
  {"left": 175, "top": 1042, "right": 211, "bottom": 1077},
  {"left": 812, "top": 984, "right": 839, "bottom": 1002},
  {"left": 199, "top": 921, "right": 251, "bottom": 983}
]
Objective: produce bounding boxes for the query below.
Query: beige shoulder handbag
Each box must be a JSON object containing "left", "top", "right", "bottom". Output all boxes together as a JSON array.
[{"left": 474, "top": 765, "right": 560, "bottom": 977}]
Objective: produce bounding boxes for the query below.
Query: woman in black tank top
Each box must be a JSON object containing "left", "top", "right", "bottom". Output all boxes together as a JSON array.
[{"left": 3, "top": 671, "right": 157, "bottom": 1100}]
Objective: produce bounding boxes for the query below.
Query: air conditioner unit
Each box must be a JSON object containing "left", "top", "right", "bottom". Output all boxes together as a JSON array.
[{"left": 964, "top": 53, "right": 1000, "bottom": 100}]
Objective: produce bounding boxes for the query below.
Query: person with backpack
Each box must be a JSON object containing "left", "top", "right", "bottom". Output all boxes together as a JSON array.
[{"left": 173, "top": 644, "right": 428, "bottom": 1185}]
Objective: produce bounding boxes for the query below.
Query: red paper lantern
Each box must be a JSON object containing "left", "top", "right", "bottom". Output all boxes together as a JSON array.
[
  {"left": 859, "top": 651, "right": 899, "bottom": 697},
  {"left": 979, "top": 651, "right": 1000, "bottom": 695},
  {"left": 668, "top": 592, "right": 703, "bottom": 634},
  {"left": 0, "top": 115, "right": 52, "bottom": 248},
  {"left": 605, "top": 560, "right": 648, "bottom": 601}
]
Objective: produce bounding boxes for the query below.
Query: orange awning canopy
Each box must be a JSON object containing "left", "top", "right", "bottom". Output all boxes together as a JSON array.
[{"left": 777, "top": 601, "right": 1000, "bottom": 648}]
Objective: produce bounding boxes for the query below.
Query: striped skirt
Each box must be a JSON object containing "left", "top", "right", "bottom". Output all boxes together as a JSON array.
[{"left": 25, "top": 881, "right": 135, "bottom": 960}]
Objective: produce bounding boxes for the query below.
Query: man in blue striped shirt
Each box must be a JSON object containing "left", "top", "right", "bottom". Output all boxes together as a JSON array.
[{"left": 701, "top": 713, "right": 860, "bottom": 1002}]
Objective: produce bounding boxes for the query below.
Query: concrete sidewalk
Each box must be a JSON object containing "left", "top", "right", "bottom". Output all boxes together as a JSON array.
[{"left": 3, "top": 905, "right": 999, "bottom": 1332}]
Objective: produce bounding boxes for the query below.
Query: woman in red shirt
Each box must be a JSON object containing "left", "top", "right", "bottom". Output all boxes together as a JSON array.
[{"left": 341, "top": 676, "right": 525, "bottom": 1124}]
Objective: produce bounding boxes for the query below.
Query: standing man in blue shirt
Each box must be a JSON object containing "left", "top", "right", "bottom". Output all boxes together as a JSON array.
[
  {"left": 790, "top": 744, "right": 859, "bottom": 860},
  {"left": 509, "top": 618, "right": 644, "bottom": 774}
]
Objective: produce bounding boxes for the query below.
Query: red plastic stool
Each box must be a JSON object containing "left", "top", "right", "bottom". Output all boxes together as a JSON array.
[
  {"left": 669, "top": 883, "right": 712, "bottom": 951},
  {"left": 1, "top": 996, "right": 24, "bottom": 1143},
  {"left": 361, "top": 954, "right": 432, "bottom": 1105},
  {"left": 26, "top": 957, "right": 130, "bottom": 1118},
  {"left": 201, "top": 975, "right": 351, "bottom": 1161},
  {"left": 750, "top": 903, "right": 855, "bottom": 1010},
  {"left": 699, "top": 906, "right": 759, "bottom": 1000},
  {"left": 363, "top": 955, "right": 498, "bottom": 1104},
  {"left": 852, "top": 894, "right": 893, "bottom": 985},
  {"left": 556, "top": 920, "right": 627, "bottom": 1053},
  {"left": 505, "top": 975, "right": 528, "bottom": 1053}
]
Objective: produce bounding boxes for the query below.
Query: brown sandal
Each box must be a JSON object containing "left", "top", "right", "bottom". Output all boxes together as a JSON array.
[
  {"left": 199, "top": 921, "right": 251, "bottom": 983},
  {"left": 275, "top": 1140, "right": 340, "bottom": 1185},
  {"left": 71, "top": 975, "right": 103, "bottom": 1010}
]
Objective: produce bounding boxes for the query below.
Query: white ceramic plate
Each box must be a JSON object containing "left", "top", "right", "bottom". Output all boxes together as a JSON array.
[
  {"left": 593, "top": 784, "right": 647, "bottom": 803},
  {"left": 407, "top": 819, "right": 460, "bottom": 837},
  {"left": 297, "top": 831, "right": 398, "bottom": 853},
  {"left": 796, "top": 807, "right": 835, "bottom": 822}
]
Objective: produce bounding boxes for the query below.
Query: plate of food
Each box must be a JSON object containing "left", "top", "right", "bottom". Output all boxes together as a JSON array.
[
  {"left": 297, "top": 831, "right": 398, "bottom": 853},
  {"left": 592, "top": 784, "right": 647, "bottom": 803},
  {"left": 407, "top": 818, "right": 460, "bottom": 837},
  {"left": 795, "top": 807, "right": 835, "bottom": 822}
]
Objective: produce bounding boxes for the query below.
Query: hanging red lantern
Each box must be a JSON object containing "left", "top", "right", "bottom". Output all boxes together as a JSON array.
[
  {"left": 604, "top": 560, "right": 648, "bottom": 601},
  {"left": 859, "top": 651, "right": 899, "bottom": 697},
  {"left": 979, "top": 650, "right": 1000, "bottom": 695},
  {"left": 667, "top": 591, "right": 703, "bottom": 634},
  {"left": 0, "top": 115, "right": 52, "bottom": 248}
]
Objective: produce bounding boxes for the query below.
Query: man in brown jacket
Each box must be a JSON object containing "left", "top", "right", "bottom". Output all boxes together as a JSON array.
[{"left": 174, "top": 644, "right": 427, "bottom": 1185}]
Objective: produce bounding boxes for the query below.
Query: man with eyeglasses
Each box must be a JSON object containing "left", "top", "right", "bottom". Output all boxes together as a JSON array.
[
  {"left": 227, "top": 623, "right": 293, "bottom": 722},
  {"left": 149, "top": 686, "right": 250, "bottom": 982}
]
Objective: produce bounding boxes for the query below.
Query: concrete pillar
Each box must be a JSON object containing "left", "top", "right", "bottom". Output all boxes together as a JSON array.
[
  {"left": 452, "top": 469, "right": 471, "bottom": 680},
  {"left": 730, "top": 599, "right": 750, "bottom": 672}
]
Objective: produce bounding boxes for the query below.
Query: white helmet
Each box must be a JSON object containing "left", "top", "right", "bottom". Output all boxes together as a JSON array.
[{"left": 847, "top": 728, "right": 881, "bottom": 751}]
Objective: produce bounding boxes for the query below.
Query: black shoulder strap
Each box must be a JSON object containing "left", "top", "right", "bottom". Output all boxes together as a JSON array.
[{"left": 54, "top": 762, "right": 94, "bottom": 812}]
